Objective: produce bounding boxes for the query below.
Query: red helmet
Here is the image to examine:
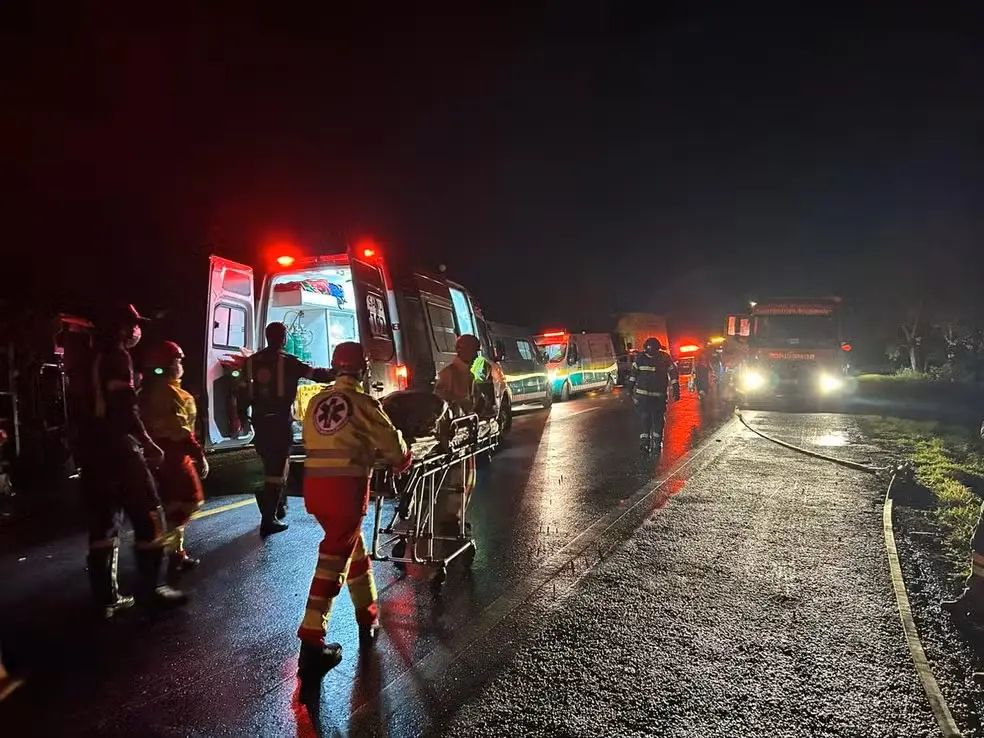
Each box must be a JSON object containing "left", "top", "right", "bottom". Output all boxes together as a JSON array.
[
  {"left": 144, "top": 340, "right": 184, "bottom": 370},
  {"left": 331, "top": 342, "right": 366, "bottom": 373}
]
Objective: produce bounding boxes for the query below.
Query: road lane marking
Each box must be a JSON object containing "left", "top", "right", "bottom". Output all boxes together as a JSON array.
[
  {"left": 884, "top": 496, "right": 963, "bottom": 737},
  {"left": 190, "top": 498, "right": 254, "bottom": 521},
  {"left": 548, "top": 406, "right": 601, "bottom": 422},
  {"left": 348, "top": 417, "right": 741, "bottom": 725}
]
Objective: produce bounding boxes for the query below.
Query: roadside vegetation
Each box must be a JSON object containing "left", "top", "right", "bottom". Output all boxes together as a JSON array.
[{"left": 859, "top": 416, "right": 984, "bottom": 574}]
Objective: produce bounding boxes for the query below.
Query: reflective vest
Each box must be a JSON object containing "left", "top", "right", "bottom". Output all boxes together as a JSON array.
[
  {"left": 435, "top": 358, "right": 477, "bottom": 415},
  {"left": 138, "top": 377, "right": 203, "bottom": 458},
  {"left": 302, "top": 375, "right": 411, "bottom": 478}
]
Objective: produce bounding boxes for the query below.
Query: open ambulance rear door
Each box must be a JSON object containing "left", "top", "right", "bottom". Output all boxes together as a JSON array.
[
  {"left": 203, "top": 255, "right": 256, "bottom": 449},
  {"left": 348, "top": 252, "right": 400, "bottom": 398}
]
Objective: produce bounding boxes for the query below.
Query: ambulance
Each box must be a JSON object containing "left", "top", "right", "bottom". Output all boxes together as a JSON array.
[
  {"left": 532, "top": 330, "right": 617, "bottom": 402},
  {"left": 201, "top": 243, "right": 507, "bottom": 451}
]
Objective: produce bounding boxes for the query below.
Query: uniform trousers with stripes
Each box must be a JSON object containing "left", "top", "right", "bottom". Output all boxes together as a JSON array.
[{"left": 297, "top": 474, "right": 377, "bottom": 646}]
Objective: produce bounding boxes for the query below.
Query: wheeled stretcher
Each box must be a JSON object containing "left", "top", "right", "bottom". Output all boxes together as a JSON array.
[{"left": 367, "top": 414, "right": 500, "bottom": 586}]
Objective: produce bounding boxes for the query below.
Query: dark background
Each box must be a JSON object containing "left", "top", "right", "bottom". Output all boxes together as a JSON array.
[{"left": 9, "top": 3, "right": 984, "bottom": 348}]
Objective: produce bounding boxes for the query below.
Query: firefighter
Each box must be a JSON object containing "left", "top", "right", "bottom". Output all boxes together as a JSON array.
[
  {"left": 138, "top": 341, "right": 208, "bottom": 581},
  {"left": 628, "top": 337, "right": 680, "bottom": 453},
  {"left": 942, "top": 421, "right": 984, "bottom": 623},
  {"left": 296, "top": 342, "right": 412, "bottom": 679},
  {"left": 76, "top": 304, "right": 187, "bottom": 615},
  {"left": 239, "top": 322, "right": 334, "bottom": 536},
  {"left": 434, "top": 334, "right": 481, "bottom": 532}
]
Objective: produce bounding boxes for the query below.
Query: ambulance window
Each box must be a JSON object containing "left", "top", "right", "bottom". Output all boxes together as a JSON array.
[
  {"left": 426, "top": 303, "right": 458, "bottom": 354},
  {"left": 213, "top": 304, "right": 247, "bottom": 349},
  {"left": 449, "top": 288, "right": 475, "bottom": 338},
  {"left": 517, "top": 340, "right": 535, "bottom": 361},
  {"left": 222, "top": 268, "right": 252, "bottom": 298}
]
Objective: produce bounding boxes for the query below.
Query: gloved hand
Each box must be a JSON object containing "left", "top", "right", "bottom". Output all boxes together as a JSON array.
[
  {"left": 631, "top": 395, "right": 639, "bottom": 406},
  {"left": 197, "top": 456, "right": 210, "bottom": 480}
]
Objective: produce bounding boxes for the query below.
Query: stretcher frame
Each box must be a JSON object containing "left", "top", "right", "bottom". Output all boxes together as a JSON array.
[{"left": 367, "top": 414, "right": 499, "bottom": 584}]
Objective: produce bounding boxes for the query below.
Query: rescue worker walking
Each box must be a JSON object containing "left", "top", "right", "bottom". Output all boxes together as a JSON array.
[
  {"left": 139, "top": 341, "right": 209, "bottom": 581},
  {"left": 434, "top": 334, "right": 481, "bottom": 533},
  {"left": 75, "top": 304, "right": 187, "bottom": 615},
  {"left": 239, "top": 322, "right": 334, "bottom": 536},
  {"left": 296, "top": 342, "right": 411, "bottom": 679},
  {"left": 628, "top": 337, "right": 680, "bottom": 453}
]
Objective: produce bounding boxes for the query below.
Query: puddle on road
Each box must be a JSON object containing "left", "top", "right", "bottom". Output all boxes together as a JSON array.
[{"left": 812, "top": 432, "right": 851, "bottom": 447}]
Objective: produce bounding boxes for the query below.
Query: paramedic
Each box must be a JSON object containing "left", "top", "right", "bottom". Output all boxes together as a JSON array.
[
  {"left": 296, "top": 342, "right": 411, "bottom": 679},
  {"left": 77, "top": 304, "right": 187, "bottom": 615},
  {"left": 628, "top": 337, "right": 680, "bottom": 452},
  {"left": 434, "top": 334, "right": 481, "bottom": 532},
  {"left": 239, "top": 322, "right": 335, "bottom": 536},
  {"left": 139, "top": 341, "right": 209, "bottom": 582}
]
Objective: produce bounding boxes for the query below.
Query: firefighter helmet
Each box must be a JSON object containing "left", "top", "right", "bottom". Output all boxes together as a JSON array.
[
  {"left": 143, "top": 341, "right": 184, "bottom": 374},
  {"left": 643, "top": 337, "right": 662, "bottom": 354},
  {"left": 331, "top": 342, "right": 367, "bottom": 374}
]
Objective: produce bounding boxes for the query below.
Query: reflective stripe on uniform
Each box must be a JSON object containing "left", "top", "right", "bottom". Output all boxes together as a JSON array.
[
  {"left": 635, "top": 388, "right": 664, "bottom": 397},
  {"left": 306, "top": 448, "right": 353, "bottom": 459},
  {"left": 635, "top": 365, "right": 657, "bottom": 372},
  {"left": 305, "top": 465, "right": 370, "bottom": 478}
]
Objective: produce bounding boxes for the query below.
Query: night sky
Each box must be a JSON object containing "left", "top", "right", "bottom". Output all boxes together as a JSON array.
[{"left": 13, "top": 4, "right": 984, "bottom": 343}]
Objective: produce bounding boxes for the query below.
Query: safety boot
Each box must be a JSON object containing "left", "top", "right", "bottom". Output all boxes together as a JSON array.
[
  {"left": 135, "top": 548, "right": 189, "bottom": 609},
  {"left": 86, "top": 547, "right": 136, "bottom": 619},
  {"left": 166, "top": 551, "right": 200, "bottom": 586},
  {"left": 359, "top": 620, "right": 381, "bottom": 650},
  {"left": 259, "top": 483, "right": 289, "bottom": 536},
  {"left": 298, "top": 643, "right": 343, "bottom": 680},
  {"left": 276, "top": 492, "right": 289, "bottom": 521}
]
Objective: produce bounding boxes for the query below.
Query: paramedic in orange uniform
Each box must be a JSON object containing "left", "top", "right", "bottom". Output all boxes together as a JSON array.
[
  {"left": 139, "top": 341, "right": 209, "bottom": 581},
  {"left": 296, "top": 342, "right": 412, "bottom": 680},
  {"left": 239, "top": 322, "right": 335, "bottom": 536},
  {"left": 434, "top": 334, "right": 481, "bottom": 533}
]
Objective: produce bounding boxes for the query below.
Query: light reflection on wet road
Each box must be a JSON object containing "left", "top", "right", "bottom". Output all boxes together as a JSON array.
[{"left": 0, "top": 390, "right": 732, "bottom": 737}]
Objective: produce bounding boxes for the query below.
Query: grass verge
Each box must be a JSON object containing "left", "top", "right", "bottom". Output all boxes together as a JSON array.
[{"left": 858, "top": 416, "right": 984, "bottom": 575}]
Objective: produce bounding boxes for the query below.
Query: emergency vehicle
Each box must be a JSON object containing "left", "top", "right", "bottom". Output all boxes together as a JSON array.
[
  {"left": 202, "top": 243, "right": 508, "bottom": 452},
  {"left": 488, "top": 321, "right": 552, "bottom": 410},
  {"left": 725, "top": 297, "right": 851, "bottom": 405},
  {"left": 533, "top": 331, "right": 617, "bottom": 401}
]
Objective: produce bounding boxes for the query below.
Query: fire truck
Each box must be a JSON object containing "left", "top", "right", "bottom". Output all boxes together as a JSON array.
[
  {"left": 725, "top": 297, "right": 852, "bottom": 405},
  {"left": 201, "top": 241, "right": 509, "bottom": 453}
]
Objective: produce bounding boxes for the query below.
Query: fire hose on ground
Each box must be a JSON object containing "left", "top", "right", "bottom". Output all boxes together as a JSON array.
[{"left": 734, "top": 408, "right": 964, "bottom": 738}]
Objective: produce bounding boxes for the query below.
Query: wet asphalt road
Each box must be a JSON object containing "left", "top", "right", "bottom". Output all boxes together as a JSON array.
[{"left": 0, "top": 397, "right": 939, "bottom": 736}]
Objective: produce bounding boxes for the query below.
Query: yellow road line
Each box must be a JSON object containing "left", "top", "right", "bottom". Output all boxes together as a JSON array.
[
  {"left": 883, "top": 497, "right": 963, "bottom": 737},
  {"left": 190, "top": 498, "right": 255, "bottom": 521}
]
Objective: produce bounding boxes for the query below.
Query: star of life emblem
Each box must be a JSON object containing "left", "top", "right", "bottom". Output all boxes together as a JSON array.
[{"left": 313, "top": 393, "right": 352, "bottom": 435}]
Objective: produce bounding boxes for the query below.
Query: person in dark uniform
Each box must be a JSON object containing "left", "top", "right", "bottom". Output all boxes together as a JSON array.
[
  {"left": 239, "top": 322, "right": 335, "bottom": 536},
  {"left": 76, "top": 304, "right": 188, "bottom": 615},
  {"left": 628, "top": 337, "right": 680, "bottom": 453}
]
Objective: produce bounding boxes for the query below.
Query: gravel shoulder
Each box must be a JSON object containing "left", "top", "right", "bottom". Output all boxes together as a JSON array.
[{"left": 436, "top": 414, "right": 937, "bottom": 738}]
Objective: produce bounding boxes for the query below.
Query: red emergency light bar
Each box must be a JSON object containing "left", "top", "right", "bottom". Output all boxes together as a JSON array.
[
  {"left": 540, "top": 331, "right": 566, "bottom": 338},
  {"left": 276, "top": 255, "right": 295, "bottom": 266},
  {"left": 678, "top": 344, "right": 700, "bottom": 354}
]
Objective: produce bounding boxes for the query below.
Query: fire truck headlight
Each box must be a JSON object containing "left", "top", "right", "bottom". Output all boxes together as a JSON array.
[
  {"left": 818, "top": 373, "right": 843, "bottom": 393},
  {"left": 741, "top": 369, "right": 765, "bottom": 392}
]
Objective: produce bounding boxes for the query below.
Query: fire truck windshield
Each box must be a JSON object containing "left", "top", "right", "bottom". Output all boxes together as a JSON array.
[{"left": 753, "top": 314, "right": 838, "bottom": 343}]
